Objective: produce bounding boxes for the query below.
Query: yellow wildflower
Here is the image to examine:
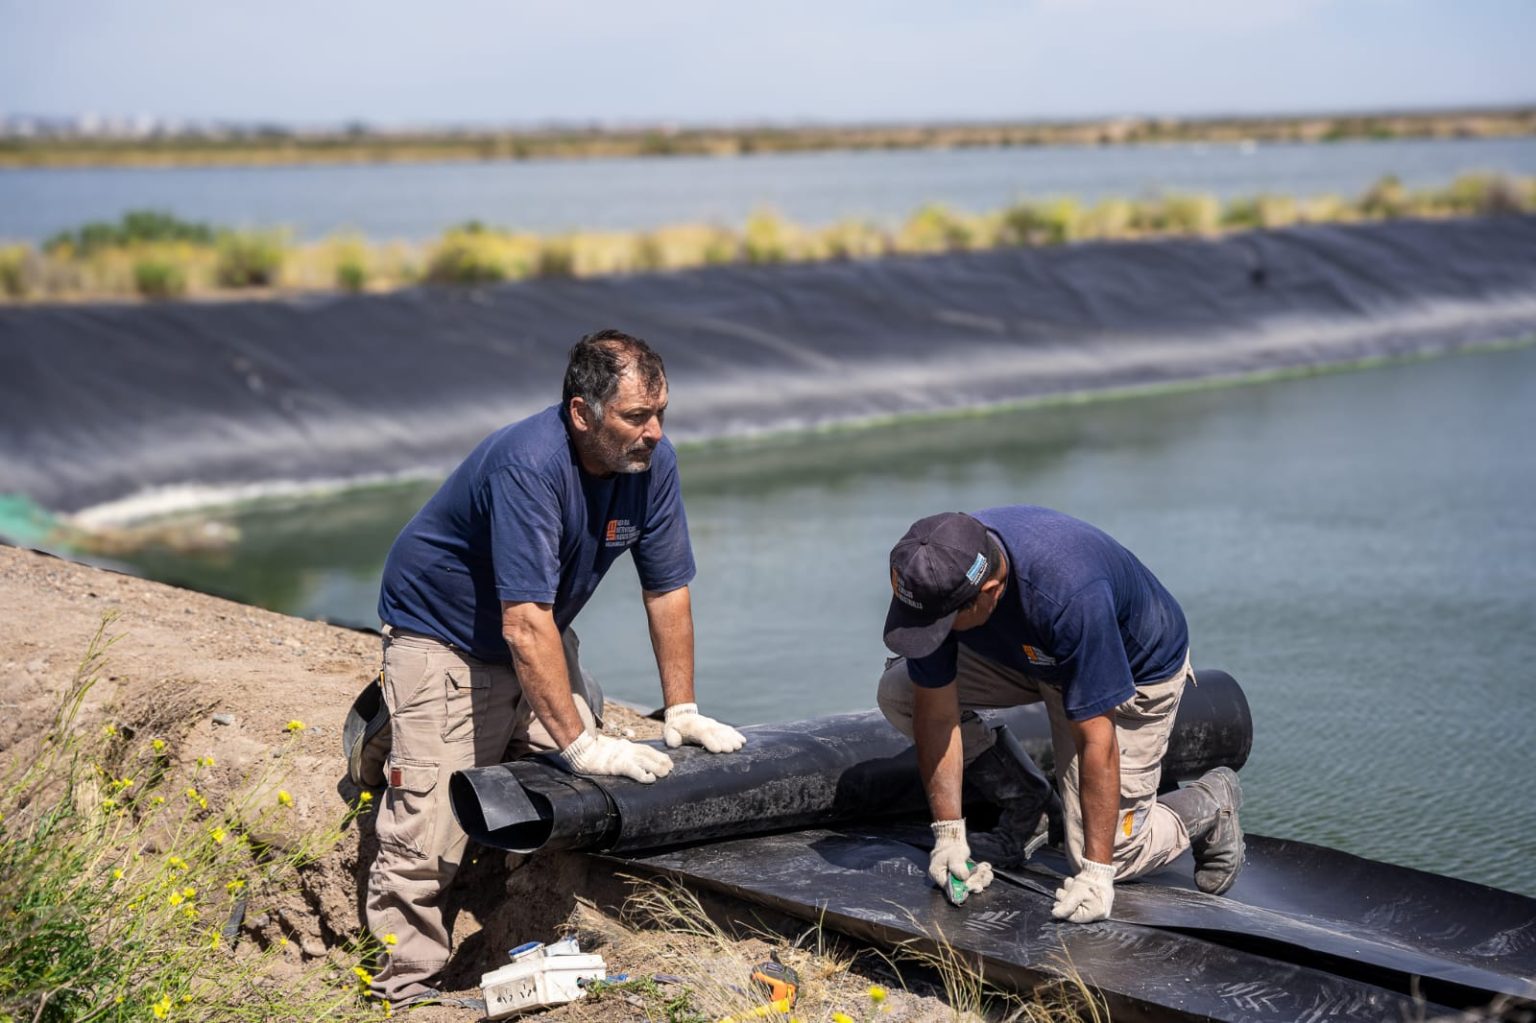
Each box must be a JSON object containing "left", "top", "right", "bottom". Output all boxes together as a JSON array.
[
  {"left": 210, "top": 932, "right": 221, "bottom": 949},
  {"left": 226, "top": 879, "right": 245, "bottom": 894},
  {"left": 152, "top": 738, "right": 167, "bottom": 753},
  {"left": 112, "top": 868, "right": 124, "bottom": 881},
  {"left": 152, "top": 994, "right": 172, "bottom": 1019},
  {"left": 833, "top": 1013, "right": 854, "bottom": 1023},
  {"left": 103, "top": 724, "right": 118, "bottom": 737},
  {"left": 152, "top": 795, "right": 166, "bottom": 806},
  {"left": 197, "top": 755, "right": 215, "bottom": 768},
  {"left": 168, "top": 855, "right": 188, "bottom": 870},
  {"left": 182, "top": 906, "right": 197, "bottom": 919},
  {"left": 277, "top": 790, "right": 294, "bottom": 808},
  {"left": 169, "top": 892, "right": 185, "bottom": 906},
  {"left": 101, "top": 798, "right": 118, "bottom": 812},
  {"left": 358, "top": 791, "right": 374, "bottom": 804},
  {"left": 210, "top": 826, "right": 227, "bottom": 844},
  {"left": 868, "top": 986, "right": 888, "bottom": 1005},
  {"left": 285, "top": 719, "right": 306, "bottom": 733},
  {"left": 182, "top": 886, "right": 196, "bottom": 899},
  {"left": 384, "top": 933, "right": 398, "bottom": 946}
]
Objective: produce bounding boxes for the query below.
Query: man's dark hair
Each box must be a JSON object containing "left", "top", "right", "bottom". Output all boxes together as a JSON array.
[{"left": 562, "top": 329, "right": 666, "bottom": 419}]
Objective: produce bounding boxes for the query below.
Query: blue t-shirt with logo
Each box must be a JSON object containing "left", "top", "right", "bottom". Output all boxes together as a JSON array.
[
  {"left": 378, "top": 404, "right": 696, "bottom": 663},
  {"left": 906, "top": 505, "right": 1188, "bottom": 721}
]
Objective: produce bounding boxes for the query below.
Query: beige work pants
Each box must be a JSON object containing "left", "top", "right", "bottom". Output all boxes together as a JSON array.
[
  {"left": 365, "top": 626, "right": 602, "bottom": 1002},
  {"left": 877, "top": 645, "right": 1194, "bottom": 881}
]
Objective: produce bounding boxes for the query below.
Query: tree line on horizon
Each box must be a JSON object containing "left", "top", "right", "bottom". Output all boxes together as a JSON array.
[{"left": 3, "top": 107, "right": 1535, "bottom": 169}]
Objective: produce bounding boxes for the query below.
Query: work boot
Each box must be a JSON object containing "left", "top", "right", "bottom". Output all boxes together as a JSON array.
[
  {"left": 1162, "top": 766, "right": 1244, "bottom": 895},
  {"left": 964, "top": 723, "right": 1063, "bottom": 865}
]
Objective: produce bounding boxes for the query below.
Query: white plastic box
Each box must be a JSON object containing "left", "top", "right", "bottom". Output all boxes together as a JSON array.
[{"left": 480, "top": 943, "right": 606, "bottom": 1019}]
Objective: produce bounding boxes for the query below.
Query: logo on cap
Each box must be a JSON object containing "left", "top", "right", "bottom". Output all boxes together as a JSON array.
[{"left": 891, "top": 567, "right": 923, "bottom": 610}]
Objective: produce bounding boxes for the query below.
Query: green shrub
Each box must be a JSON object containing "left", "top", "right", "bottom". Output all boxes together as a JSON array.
[
  {"left": 1000, "top": 198, "right": 1081, "bottom": 246},
  {"left": 1221, "top": 197, "right": 1262, "bottom": 230},
  {"left": 1442, "top": 173, "right": 1527, "bottom": 216},
  {"left": 336, "top": 260, "right": 367, "bottom": 292},
  {"left": 743, "top": 209, "right": 790, "bottom": 264},
  {"left": 214, "top": 231, "right": 285, "bottom": 288},
  {"left": 535, "top": 240, "right": 575, "bottom": 277},
  {"left": 424, "top": 227, "right": 510, "bottom": 285},
  {"left": 45, "top": 211, "right": 214, "bottom": 256},
  {"left": 899, "top": 204, "right": 974, "bottom": 252},
  {"left": 0, "top": 245, "right": 30, "bottom": 297},
  {"left": 133, "top": 258, "right": 187, "bottom": 299},
  {"left": 1359, "top": 175, "right": 1409, "bottom": 219}
]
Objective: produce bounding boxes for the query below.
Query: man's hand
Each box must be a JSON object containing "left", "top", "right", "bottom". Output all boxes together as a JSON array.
[
  {"left": 1052, "top": 859, "right": 1115, "bottom": 923},
  {"left": 662, "top": 703, "right": 745, "bottom": 753},
  {"left": 929, "top": 818, "right": 994, "bottom": 892},
  {"left": 560, "top": 732, "right": 674, "bottom": 784}
]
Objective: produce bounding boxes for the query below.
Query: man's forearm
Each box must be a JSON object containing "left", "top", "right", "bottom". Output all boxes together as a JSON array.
[
  {"left": 642, "top": 585, "right": 695, "bottom": 707},
  {"left": 1075, "top": 717, "right": 1121, "bottom": 866},
  {"left": 503, "top": 606, "right": 586, "bottom": 749},
  {"left": 913, "top": 683, "right": 964, "bottom": 822}
]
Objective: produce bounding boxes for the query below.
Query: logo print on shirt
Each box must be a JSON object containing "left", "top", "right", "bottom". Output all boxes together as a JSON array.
[
  {"left": 605, "top": 519, "right": 639, "bottom": 548},
  {"left": 1021, "top": 644, "right": 1057, "bottom": 666}
]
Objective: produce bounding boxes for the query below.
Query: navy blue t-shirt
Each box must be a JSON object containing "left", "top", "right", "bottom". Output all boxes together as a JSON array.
[
  {"left": 378, "top": 404, "right": 696, "bottom": 663},
  {"left": 906, "top": 506, "right": 1188, "bottom": 721}
]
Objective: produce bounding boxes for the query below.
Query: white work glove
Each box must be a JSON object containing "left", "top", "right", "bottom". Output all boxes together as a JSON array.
[
  {"left": 662, "top": 703, "right": 746, "bottom": 753},
  {"left": 1051, "top": 858, "right": 1116, "bottom": 923},
  {"left": 929, "top": 818, "right": 995, "bottom": 895},
  {"left": 559, "top": 731, "right": 674, "bottom": 784}
]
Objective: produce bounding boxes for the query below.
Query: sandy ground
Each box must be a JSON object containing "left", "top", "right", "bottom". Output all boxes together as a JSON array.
[{"left": 0, "top": 544, "right": 964, "bottom": 1022}]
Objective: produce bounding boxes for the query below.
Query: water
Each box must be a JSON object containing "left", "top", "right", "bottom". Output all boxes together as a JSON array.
[
  {"left": 4, "top": 136, "right": 1536, "bottom": 242},
  {"left": 111, "top": 345, "right": 1536, "bottom": 895}
]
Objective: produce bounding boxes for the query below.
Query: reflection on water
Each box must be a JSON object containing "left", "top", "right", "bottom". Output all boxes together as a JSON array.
[{"left": 112, "top": 345, "right": 1536, "bottom": 894}]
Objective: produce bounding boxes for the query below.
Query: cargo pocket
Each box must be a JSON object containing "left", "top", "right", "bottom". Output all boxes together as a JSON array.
[
  {"left": 442, "top": 665, "right": 491, "bottom": 743},
  {"left": 378, "top": 758, "right": 440, "bottom": 860},
  {"left": 1115, "top": 761, "right": 1162, "bottom": 849}
]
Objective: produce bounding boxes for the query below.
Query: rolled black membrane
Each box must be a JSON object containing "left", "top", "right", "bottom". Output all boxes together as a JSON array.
[
  {"left": 449, "top": 668, "right": 1252, "bottom": 855},
  {"left": 5, "top": 217, "right": 1536, "bottom": 514}
]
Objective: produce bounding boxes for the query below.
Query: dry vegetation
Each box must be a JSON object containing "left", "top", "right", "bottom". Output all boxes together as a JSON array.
[{"left": 1, "top": 173, "right": 1531, "bottom": 303}]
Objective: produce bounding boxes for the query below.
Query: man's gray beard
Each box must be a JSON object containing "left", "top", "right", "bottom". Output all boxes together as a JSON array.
[{"left": 585, "top": 431, "right": 654, "bottom": 475}]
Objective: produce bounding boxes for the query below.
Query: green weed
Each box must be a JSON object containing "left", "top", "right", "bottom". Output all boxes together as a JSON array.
[{"left": 0, "top": 614, "right": 384, "bottom": 1023}]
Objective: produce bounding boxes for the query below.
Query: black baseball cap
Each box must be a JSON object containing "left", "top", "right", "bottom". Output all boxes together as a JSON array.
[{"left": 884, "top": 512, "right": 995, "bottom": 658}]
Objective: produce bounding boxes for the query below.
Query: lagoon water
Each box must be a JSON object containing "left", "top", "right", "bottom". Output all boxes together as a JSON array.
[
  {"left": 4, "top": 136, "right": 1536, "bottom": 242},
  {"left": 116, "top": 344, "right": 1536, "bottom": 896}
]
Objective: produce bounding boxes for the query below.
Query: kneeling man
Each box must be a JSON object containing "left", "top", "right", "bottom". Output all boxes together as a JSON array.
[{"left": 878, "top": 507, "right": 1242, "bottom": 923}]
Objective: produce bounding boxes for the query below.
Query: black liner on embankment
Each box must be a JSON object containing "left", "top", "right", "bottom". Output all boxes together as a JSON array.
[{"left": 3, "top": 216, "right": 1536, "bottom": 514}]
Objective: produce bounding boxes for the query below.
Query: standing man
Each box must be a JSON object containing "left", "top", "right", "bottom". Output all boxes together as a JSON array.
[
  {"left": 877, "top": 507, "right": 1242, "bottom": 923},
  {"left": 369, "top": 329, "right": 744, "bottom": 1006}
]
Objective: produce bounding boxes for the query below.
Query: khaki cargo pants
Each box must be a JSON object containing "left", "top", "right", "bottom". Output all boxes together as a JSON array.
[
  {"left": 877, "top": 645, "right": 1194, "bottom": 880},
  {"left": 365, "top": 626, "right": 603, "bottom": 1002}
]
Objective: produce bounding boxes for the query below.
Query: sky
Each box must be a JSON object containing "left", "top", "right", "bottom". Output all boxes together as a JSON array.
[{"left": 2, "top": 0, "right": 1534, "bottom": 126}]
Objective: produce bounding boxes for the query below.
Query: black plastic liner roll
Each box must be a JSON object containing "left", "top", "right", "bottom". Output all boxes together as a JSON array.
[{"left": 450, "top": 668, "right": 1251, "bottom": 855}]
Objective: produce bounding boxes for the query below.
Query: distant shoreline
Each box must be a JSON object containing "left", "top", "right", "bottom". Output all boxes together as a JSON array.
[{"left": 4, "top": 107, "right": 1535, "bottom": 170}]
